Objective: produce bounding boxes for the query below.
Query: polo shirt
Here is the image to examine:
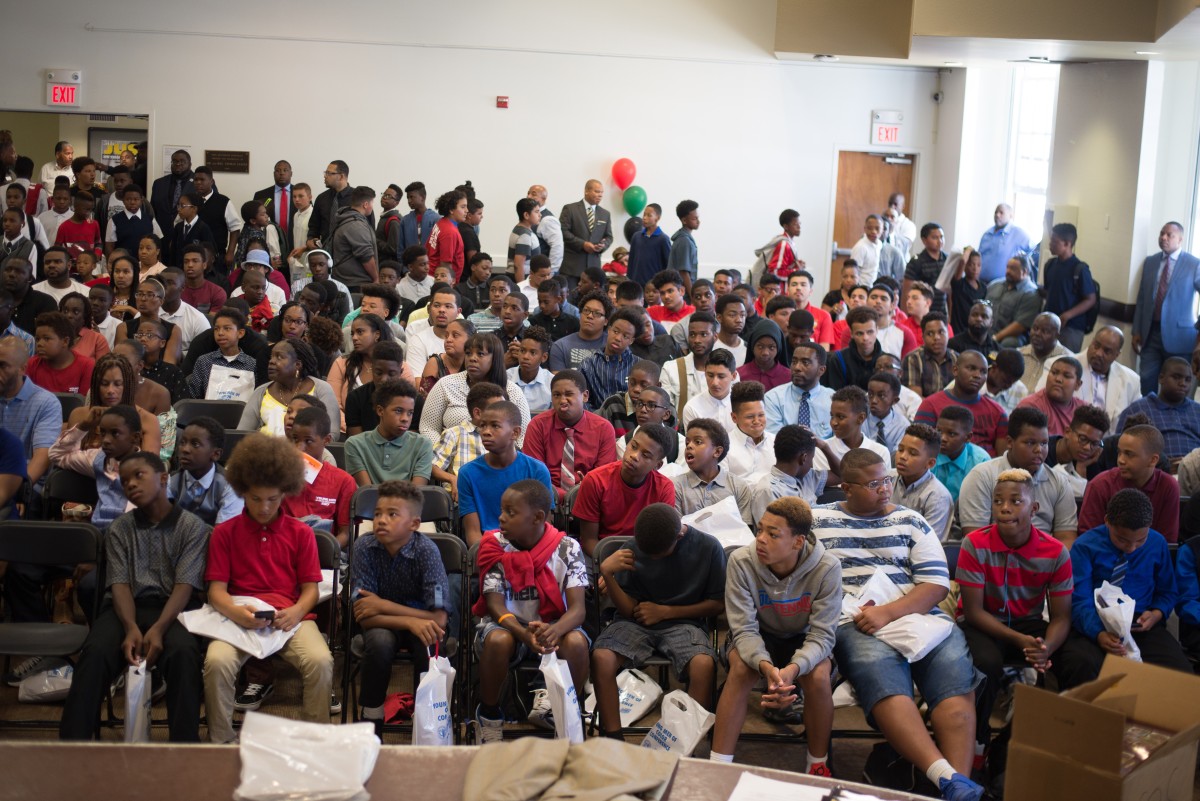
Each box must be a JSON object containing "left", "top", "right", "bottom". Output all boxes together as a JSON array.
[
  {"left": 932, "top": 442, "right": 991, "bottom": 498},
  {"left": 521, "top": 409, "right": 617, "bottom": 498},
  {"left": 0, "top": 377, "right": 61, "bottom": 467},
  {"left": 282, "top": 461, "right": 357, "bottom": 529},
  {"left": 1016, "top": 390, "right": 1087, "bottom": 437},
  {"left": 205, "top": 510, "right": 323, "bottom": 616},
  {"left": 574, "top": 460, "right": 674, "bottom": 540},
  {"left": 0, "top": 428, "right": 27, "bottom": 519},
  {"left": 947, "top": 332, "right": 998, "bottom": 362},
  {"left": 26, "top": 354, "right": 94, "bottom": 394},
  {"left": 957, "top": 524, "right": 1072, "bottom": 623},
  {"left": 892, "top": 470, "right": 954, "bottom": 542},
  {"left": 1070, "top": 526, "right": 1177, "bottom": 640},
  {"left": 647, "top": 303, "right": 695, "bottom": 324},
  {"left": 985, "top": 277, "right": 1042, "bottom": 335},
  {"left": 12, "top": 289, "right": 57, "bottom": 335},
  {"left": 1078, "top": 467, "right": 1180, "bottom": 543},
  {"left": 457, "top": 452, "right": 554, "bottom": 533},
  {"left": 914, "top": 390, "right": 1008, "bottom": 456},
  {"left": 353, "top": 531, "right": 451, "bottom": 612},
  {"left": 958, "top": 455, "right": 1079, "bottom": 536},
  {"left": 344, "top": 429, "right": 434, "bottom": 484}
]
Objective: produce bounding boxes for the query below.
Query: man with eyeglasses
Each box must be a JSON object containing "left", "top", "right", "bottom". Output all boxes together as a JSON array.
[
  {"left": 307, "top": 160, "right": 368, "bottom": 249},
  {"left": 1044, "top": 404, "right": 1115, "bottom": 500},
  {"left": 548, "top": 291, "right": 610, "bottom": 372},
  {"left": 812, "top": 447, "right": 985, "bottom": 801}
]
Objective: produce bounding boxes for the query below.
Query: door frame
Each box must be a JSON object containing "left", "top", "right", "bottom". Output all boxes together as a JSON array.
[{"left": 824, "top": 144, "right": 924, "bottom": 293}]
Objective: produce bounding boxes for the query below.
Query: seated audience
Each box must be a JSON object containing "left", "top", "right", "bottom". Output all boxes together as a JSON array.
[
  {"left": 507, "top": 325, "right": 553, "bottom": 414},
  {"left": 892, "top": 423, "right": 954, "bottom": 542},
  {"left": 1016, "top": 355, "right": 1087, "bottom": 436},
  {"left": 915, "top": 351, "right": 1008, "bottom": 456},
  {"left": 420, "top": 333, "right": 531, "bottom": 447},
  {"left": 1078, "top": 425, "right": 1180, "bottom": 543},
  {"left": 345, "top": 380, "right": 433, "bottom": 488},
  {"left": 523, "top": 369, "right": 616, "bottom": 504}
]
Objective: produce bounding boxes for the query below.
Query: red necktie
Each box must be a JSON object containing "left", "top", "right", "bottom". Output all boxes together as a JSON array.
[{"left": 278, "top": 186, "right": 289, "bottom": 234}]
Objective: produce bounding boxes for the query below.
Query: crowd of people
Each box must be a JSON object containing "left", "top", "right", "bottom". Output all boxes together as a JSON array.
[{"left": 0, "top": 137, "right": 1199, "bottom": 801}]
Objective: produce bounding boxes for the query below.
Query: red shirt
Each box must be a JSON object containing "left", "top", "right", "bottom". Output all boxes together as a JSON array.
[
  {"left": 182, "top": 281, "right": 228, "bottom": 315},
  {"left": 427, "top": 218, "right": 465, "bottom": 282},
  {"left": 957, "top": 524, "right": 1072, "bottom": 621},
  {"left": 737, "top": 361, "right": 791, "bottom": 391},
  {"left": 914, "top": 390, "right": 1008, "bottom": 456},
  {"left": 205, "top": 510, "right": 323, "bottom": 615},
  {"left": 521, "top": 410, "right": 617, "bottom": 499},
  {"left": 647, "top": 303, "right": 695, "bottom": 323},
  {"left": 573, "top": 461, "right": 674, "bottom": 540},
  {"left": 26, "top": 353, "right": 94, "bottom": 394},
  {"left": 55, "top": 218, "right": 102, "bottom": 259},
  {"left": 248, "top": 297, "right": 273, "bottom": 332},
  {"left": 1078, "top": 467, "right": 1180, "bottom": 543},
  {"left": 832, "top": 319, "right": 851, "bottom": 350},
  {"left": 799, "top": 303, "right": 836, "bottom": 348},
  {"left": 282, "top": 462, "right": 357, "bottom": 530},
  {"left": 71, "top": 328, "right": 110, "bottom": 361}
]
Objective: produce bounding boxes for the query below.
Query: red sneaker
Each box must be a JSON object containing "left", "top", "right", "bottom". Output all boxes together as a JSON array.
[{"left": 808, "top": 762, "right": 833, "bottom": 778}]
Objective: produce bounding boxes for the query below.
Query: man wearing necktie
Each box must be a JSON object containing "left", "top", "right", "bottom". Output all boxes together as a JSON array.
[
  {"left": 253, "top": 160, "right": 294, "bottom": 252},
  {"left": 558, "top": 179, "right": 613, "bottom": 293},
  {"left": 1131, "top": 221, "right": 1200, "bottom": 396}
]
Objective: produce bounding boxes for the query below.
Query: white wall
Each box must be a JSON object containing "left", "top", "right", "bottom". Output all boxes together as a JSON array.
[
  {"left": 1149, "top": 60, "right": 1200, "bottom": 250},
  {"left": 952, "top": 65, "right": 1017, "bottom": 253},
  {"left": 0, "top": 0, "right": 943, "bottom": 294}
]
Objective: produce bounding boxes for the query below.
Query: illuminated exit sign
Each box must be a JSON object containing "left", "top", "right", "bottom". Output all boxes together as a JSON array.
[
  {"left": 45, "top": 69, "right": 82, "bottom": 108},
  {"left": 871, "top": 109, "right": 903, "bottom": 146}
]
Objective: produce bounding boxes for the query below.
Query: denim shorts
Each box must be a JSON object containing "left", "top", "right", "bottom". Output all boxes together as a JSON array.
[{"left": 833, "top": 619, "right": 982, "bottom": 719}]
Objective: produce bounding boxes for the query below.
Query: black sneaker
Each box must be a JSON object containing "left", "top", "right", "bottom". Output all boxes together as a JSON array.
[
  {"left": 233, "top": 682, "right": 274, "bottom": 711},
  {"left": 4, "top": 656, "right": 46, "bottom": 687},
  {"left": 330, "top": 693, "right": 343, "bottom": 715}
]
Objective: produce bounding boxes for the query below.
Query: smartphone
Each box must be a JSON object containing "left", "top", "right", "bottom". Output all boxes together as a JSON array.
[{"left": 253, "top": 610, "right": 276, "bottom": 620}]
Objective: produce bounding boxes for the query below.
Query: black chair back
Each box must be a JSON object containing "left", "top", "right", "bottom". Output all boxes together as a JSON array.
[
  {"left": 0, "top": 521, "right": 99, "bottom": 566},
  {"left": 55, "top": 392, "right": 85, "bottom": 423},
  {"left": 218, "top": 430, "right": 256, "bottom": 465},
  {"left": 420, "top": 486, "right": 453, "bottom": 525},
  {"left": 174, "top": 399, "right": 246, "bottom": 430},
  {"left": 326, "top": 442, "right": 346, "bottom": 470},
  {"left": 43, "top": 469, "right": 100, "bottom": 521}
]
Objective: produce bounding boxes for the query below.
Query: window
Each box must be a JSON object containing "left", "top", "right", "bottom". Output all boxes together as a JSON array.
[{"left": 1006, "top": 64, "right": 1060, "bottom": 240}]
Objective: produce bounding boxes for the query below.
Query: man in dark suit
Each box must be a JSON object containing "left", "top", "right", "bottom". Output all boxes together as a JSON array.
[
  {"left": 253, "top": 159, "right": 295, "bottom": 252},
  {"left": 150, "top": 149, "right": 194, "bottom": 251},
  {"left": 191, "top": 167, "right": 240, "bottom": 277},
  {"left": 558, "top": 179, "right": 613, "bottom": 292},
  {"left": 1132, "top": 220, "right": 1200, "bottom": 396}
]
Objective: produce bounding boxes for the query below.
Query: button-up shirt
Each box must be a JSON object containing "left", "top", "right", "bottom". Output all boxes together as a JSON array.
[
  {"left": 868, "top": 407, "right": 910, "bottom": 453},
  {"left": 105, "top": 505, "right": 210, "bottom": 599},
  {"left": 521, "top": 409, "right": 617, "bottom": 497},
  {"left": 725, "top": 429, "right": 776, "bottom": 477},
  {"left": 168, "top": 464, "right": 243, "bottom": 526},
  {"left": 2, "top": 320, "right": 35, "bottom": 358},
  {"left": 747, "top": 466, "right": 827, "bottom": 523},
  {"left": 891, "top": 469, "right": 954, "bottom": 542},
  {"left": 763, "top": 382, "right": 833, "bottom": 437},
  {"left": 580, "top": 348, "right": 637, "bottom": 412},
  {"left": 432, "top": 419, "right": 484, "bottom": 475},
  {"left": 673, "top": 464, "right": 754, "bottom": 524},
  {"left": 903, "top": 348, "right": 958, "bottom": 397},
  {"left": 681, "top": 390, "right": 736, "bottom": 434},
  {"left": 352, "top": 531, "right": 450, "bottom": 612},
  {"left": 978, "top": 224, "right": 1031, "bottom": 284},
  {"left": 932, "top": 442, "right": 991, "bottom": 498},
  {"left": 1116, "top": 393, "right": 1200, "bottom": 462},
  {"left": 508, "top": 365, "right": 553, "bottom": 414}
]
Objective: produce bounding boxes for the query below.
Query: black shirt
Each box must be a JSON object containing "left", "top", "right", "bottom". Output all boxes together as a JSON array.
[
  {"left": 12, "top": 288, "right": 57, "bottom": 335},
  {"left": 823, "top": 342, "right": 882, "bottom": 391},
  {"left": 904, "top": 251, "right": 949, "bottom": 315},
  {"left": 948, "top": 276, "right": 987, "bottom": 336},
  {"left": 948, "top": 331, "right": 998, "bottom": 360},
  {"left": 460, "top": 224, "right": 481, "bottom": 259},
  {"left": 528, "top": 310, "right": 579, "bottom": 341},
  {"left": 143, "top": 359, "right": 189, "bottom": 403},
  {"left": 345, "top": 383, "right": 380, "bottom": 433}
]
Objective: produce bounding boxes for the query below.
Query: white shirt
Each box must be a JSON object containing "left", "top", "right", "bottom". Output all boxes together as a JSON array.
[
  {"left": 681, "top": 391, "right": 736, "bottom": 434},
  {"left": 507, "top": 365, "right": 554, "bottom": 414},
  {"left": 231, "top": 282, "right": 286, "bottom": 315},
  {"left": 726, "top": 429, "right": 776, "bottom": 477},
  {"left": 891, "top": 212, "right": 917, "bottom": 257},
  {"left": 536, "top": 211, "right": 564, "bottom": 271},
  {"left": 104, "top": 208, "right": 164, "bottom": 242},
  {"left": 850, "top": 235, "right": 883, "bottom": 286},
  {"left": 814, "top": 434, "right": 890, "bottom": 470},
  {"left": 661, "top": 352, "right": 739, "bottom": 412},
  {"left": 518, "top": 280, "right": 539, "bottom": 310},
  {"left": 155, "top": 301, "right": 212, "bottom": 356},
  {"left": 405, "top": 325, "right": 446, "bottom": 375},
  {"left": 95, "top": 314, "right": 122, "bottom": 348},
  {"left": 713, "top": 338, "right": 746, "bottom": 366},
  {"left": 31, "top": 279, "right": 88, "bottom": 304},
  {"left": 396, "top": 275, "right": 434, "bottom": 305},
  {"left": 877, "top": 323, "right": 905, "bottom": 361},
  {"left": 39, "top": 161, "right": 74, "bottom": 194},
  {"left": 38, "top": 208, "right": 72, "bottom": 244},
  {"left": 202, "top": 190, "right": 243, "bottom": 232},
  {"left": 898, "top": 385, "right": 922, "bottom": 421}
]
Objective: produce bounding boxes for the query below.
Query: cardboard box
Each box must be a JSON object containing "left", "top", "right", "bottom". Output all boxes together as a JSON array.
[{"left": 1006, "top": 655, "right": 1200, "bottom": 801}]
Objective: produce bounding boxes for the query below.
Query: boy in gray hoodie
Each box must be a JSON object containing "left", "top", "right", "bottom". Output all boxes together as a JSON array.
[{"left": 710, "top": 497, "right": 842, "bottom": 775}]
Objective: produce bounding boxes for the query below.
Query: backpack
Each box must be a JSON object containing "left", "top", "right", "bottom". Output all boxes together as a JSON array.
[
  {"left": 750, "top": 234, "right": 788, "bottom": 284},
  {"left": 1074, "top": 261, "right": 1100, "bottom": 335}
]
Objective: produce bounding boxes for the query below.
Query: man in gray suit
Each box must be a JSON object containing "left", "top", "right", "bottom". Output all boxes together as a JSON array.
[
  {"left": 558, "top": 179, "right": 613, "bottom": 292},
  {"left": 1131, "top": 221, "right": 1200, "bottom": 396}
]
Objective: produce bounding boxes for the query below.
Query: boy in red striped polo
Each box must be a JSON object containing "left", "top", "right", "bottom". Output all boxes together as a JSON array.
[{"left": 955, "top": 467, "right": 1073, "bottom": 771}]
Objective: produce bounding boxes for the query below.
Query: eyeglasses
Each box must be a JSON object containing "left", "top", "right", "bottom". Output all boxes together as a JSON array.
[
  {"left": 177, "top": 204, "right": 195, "bottom": 210},
  {"left": 581, "top": 308, "right": 606, "bottom": 318},
  {"left": 634, "top": 400, "right": 669, "bottom": 412},
  {"left": 1073, "top": 430, "right": 1103, "bottom": 449},
  {"left": 843, "top": 475, "right": 896, "bottom": 493},
  {"left": 133, "top": 330, "right": 162, "bottom": 340},
  {"left": 134, "top": 291, "right": 160, "bottom": 299},
  {"left": 323, "top": 170, "right": 343, "bottom": 176}
]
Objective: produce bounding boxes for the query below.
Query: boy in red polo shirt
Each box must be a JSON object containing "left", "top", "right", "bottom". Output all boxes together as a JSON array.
[
  {"left": 575, "top": 423, "right": 676, "bottom": 557},
  {"left": 283, "top": 407, "right": 356, "bottom": 548},
  {"left": 956, "top": 467, "right": 1072, "bottom": 770},
  {"left": 647, "top": 269, "right": 694, "bottom": 324},
  {"left": 202, "top": 433, "right": 333, "bottom": 743},
  {"left": 522, "top": 369, "right": 617, "bottom": 504},
  {"left": 27, "top": 311, "right": 93, "bottom": 393}
]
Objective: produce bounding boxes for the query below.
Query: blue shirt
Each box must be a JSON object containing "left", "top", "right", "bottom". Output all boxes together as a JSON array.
[
  {"left": 1176, "top": 540, "right": 1200, "bottom": 628},
  {"left": 978, "top": 224, "right": 1032, "bottom": 284},
  {"left": 1042, "top": 255, "right": 1096, "bottom": 332},
  {"left": 398, "top": 209, "right": 440, "bottom": 251},
  {"left": 0, "top": 377, "right": 60, "bottom": 488},
  {"left": 0, "top": 429, "right": 27, "bottom": 519},
  {"left": 507, "top": 365, "right": 553, "bottom": 414},
  {"left": 352, "top": 531, "right": 450, "bottom": 612},
  {"left": 667, "top": 228, "right": 698, "bottom": 278},
  {"left": 1116, "top": 393, "right": 1200, "bottom": 461},
  {"left": 932, "top": 442, "right": 990, "bottom": 498},
  {"left": 1070, "top": 525, "right": 1178, "bottom": 640},
  {"left": 3, "top": 321, "right": 35, "bottom": 358},
  {"left": 580, "top": 348, "right": 637, "bottom": 411},
  {"left": 457, "top": 453, "right": 554, "bottom": 533},
  {"left": 763, "top": 382, "right": 833, "bottom": 437},
  {"left": 868, "top": 408, "right": 909, "bottom": 453},
  {"left": 627, "top": 226, "right": 672, "bottom": 286}
]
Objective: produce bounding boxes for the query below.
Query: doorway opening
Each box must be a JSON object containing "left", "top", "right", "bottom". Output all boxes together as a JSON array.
[{"left": 829, "top": 150, "right": 917, "bottom": 289}]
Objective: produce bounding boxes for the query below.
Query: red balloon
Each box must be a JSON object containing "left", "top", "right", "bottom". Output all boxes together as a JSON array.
[{"left": 611, "top": 158, "right": 636, "bottom": 190}]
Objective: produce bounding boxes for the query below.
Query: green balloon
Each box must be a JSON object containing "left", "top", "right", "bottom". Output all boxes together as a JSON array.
[{"left": 623, "top": 185, "right": 647, "bottom": 216}]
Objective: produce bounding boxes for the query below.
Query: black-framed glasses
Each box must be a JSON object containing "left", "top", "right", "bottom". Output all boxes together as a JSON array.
[
  {"left": 843, "top": 475, "right": 896, "bottom": 493},
  {"left": 634, "top": 400, "right": 669, "bottom": 412}
]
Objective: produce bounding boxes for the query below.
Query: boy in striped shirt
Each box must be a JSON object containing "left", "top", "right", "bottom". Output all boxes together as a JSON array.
[
  {"left": 812, "top": 448, "right": 984, "bottom": 801},
  {"left": 955, "top": 468, "right": 1072, "bottom": 769}
]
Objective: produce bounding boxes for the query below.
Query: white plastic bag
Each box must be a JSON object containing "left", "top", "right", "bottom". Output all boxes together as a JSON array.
[
  {"left": 178, "top": 597, "right": 296, "bottom": 659},
  {"left": 235, "top": 712, "right": 380, "bottom": 801},
  {"left": 412, "top": 649, "right": 456, "bottom": 746},
  {"left": 17, "top": 661, "right": 72, "bottom": 703},
  {"left": 124, "top": 661, "right": 151, "bottom": 743},
  {"left": 206, "top": 364, "right": 256, "bottom": 402},
  {"left": 840, "top": 567, "right": 904, "bottom": 623},
  {"left": 583, "top": 668, "right": 663, "bottom": 727},
  {"left": 842, "top": 567, "right": 953, "bottom": 662},
  {"left": 680, "top": 496, "right": 753, "bottom": 549},
  {"left": 539, "top": 652, "right": 584, "bottom": 743},
  {"left": 1095, "top": 581, "right": 1143, "bottom": 662},
  {"left": 640, "top": 690, "right": 715, "bottom": 756}
]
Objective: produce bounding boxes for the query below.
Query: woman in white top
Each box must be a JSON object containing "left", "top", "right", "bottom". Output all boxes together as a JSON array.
[
  {"left": 237, "top": 339, "right": 341, "bottom": 438},
  {"left": 419, "top": 332, "right": 530, "bottom": 447},
  {"left": 136, "top": 233, "right": 168, "bottom": 279}
]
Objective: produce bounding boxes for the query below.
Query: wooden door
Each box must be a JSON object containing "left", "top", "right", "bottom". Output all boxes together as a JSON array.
[{"left": 830, "top": 151, "right": 916, "bottom": 289}]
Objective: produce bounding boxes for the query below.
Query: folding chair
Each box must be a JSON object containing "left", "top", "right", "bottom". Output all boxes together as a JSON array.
[
  {"left": 173, "top": 399, "right": 245, "bottom": 430},
  {"left": 217, "top": 431, "right": 256, "bottom": 466},
  {"left": 420, "top": 485, "right": 457, "bottom": 539},
  {"left": 42, "top": 468, "right": 99, "bottom": 521},
  {"left": 341, "top": 533, "right": 468, "bottom": 740},
  {"left": 0, "top": 521, "right": 101, "bottom": 730},
  {"left": 314, "top": 529, "right": 342, "bottom": 652},
  {"left": 54, "top": 392, "right": 85, "bottom": 423},
  {"left": 326, "top": 442, "right": 346, "bottom": 470}
]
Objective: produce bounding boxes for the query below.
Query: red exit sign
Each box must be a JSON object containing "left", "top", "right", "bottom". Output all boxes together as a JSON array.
[
  {"left": 46, "top": 83, "right": 79, "bottom": 106},
  {"left": 873, "top": 124, "right": 900, "bottom": 145}
]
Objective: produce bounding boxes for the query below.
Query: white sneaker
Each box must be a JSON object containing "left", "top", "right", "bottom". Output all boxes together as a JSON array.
[
  {"left": 475, "top": 706, "right": 504, "bottom": 744},
  {"left": 527, "top": 688, "right": 555, "bottom": 730}
]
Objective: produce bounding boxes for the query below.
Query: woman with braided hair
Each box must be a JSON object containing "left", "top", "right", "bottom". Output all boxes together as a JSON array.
[
  {"left": 65, "top": 352, "right": 162, "bottom": 456},
  {"left": 236, "top": 338, "right": 341, "bottom": 437}
]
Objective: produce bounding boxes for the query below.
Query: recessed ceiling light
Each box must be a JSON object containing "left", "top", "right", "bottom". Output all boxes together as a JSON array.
[
  {"left": 813, "top": 54, "right": 839, "bottom": 62},
  {"left": 1136, "top": 51, "right": 1161, "bottom": 55},
  {"left": 944, "top": 61, "right": 963, "bottom": 66},
  {"left": 1028, "top": 56, "right": 1051, "bottom": 62}
]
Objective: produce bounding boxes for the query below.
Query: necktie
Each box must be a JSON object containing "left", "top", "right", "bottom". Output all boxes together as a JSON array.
[
  {"left": 1154, "top": 253, "right": 1171, "bottom": 321},
  {"left": 1110, "top": 555, "right": 1128, "bottom": 587},
  {"left": 561, "top": 427, "right": 576, "bottom": 490},
  {"left": 171, "top": 178, "right": 182, "bottom": 211},
  {"left": 278, "top": 186, "right": 289, "bottom": 234},
  {"left": 797, "top": 391, "right": 810, "bottom": 427},
  {"left": 188, "top": 479, "right": 205, "bottom": 505},
  {"left": 586, "top": 205, "right": 595, "bottom": 232},
  {"left": 876, "top": 420, "right": 887, "bottom": 446},
  {"left": 183, "top": 223, "right": 192, "bottom": 239}
]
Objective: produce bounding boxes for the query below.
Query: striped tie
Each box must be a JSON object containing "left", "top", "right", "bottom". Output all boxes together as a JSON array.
[
  {"left": 1110, "top": 555, "right": 1128, "bottom": 588},
  {"left": 586, "top": 205, "right": 595, "bottom": 232},
  {"left": 876, "top": 420, "right": 887, "bottom": 446},
  {"left": 797, "top": 391, "right": 810, "bottom": 427},
  {"left": 561, "top": 427, "right": 576, "bottom": 490}
]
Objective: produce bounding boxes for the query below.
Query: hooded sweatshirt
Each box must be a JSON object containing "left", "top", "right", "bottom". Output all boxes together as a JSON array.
[
  {"left": 725, "top": 538, "right": 842, "bottom": 676},
  {"left": 331, "top": 205, "right": 378, "bottom": 288},
  {"left": 737, "top": 318, "right": 791, "bottom": 390}
]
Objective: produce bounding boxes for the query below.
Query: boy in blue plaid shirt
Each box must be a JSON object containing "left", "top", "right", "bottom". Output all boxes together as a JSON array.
[{"left": 431, "top": 381, "right": 505, "bottom": 502}]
